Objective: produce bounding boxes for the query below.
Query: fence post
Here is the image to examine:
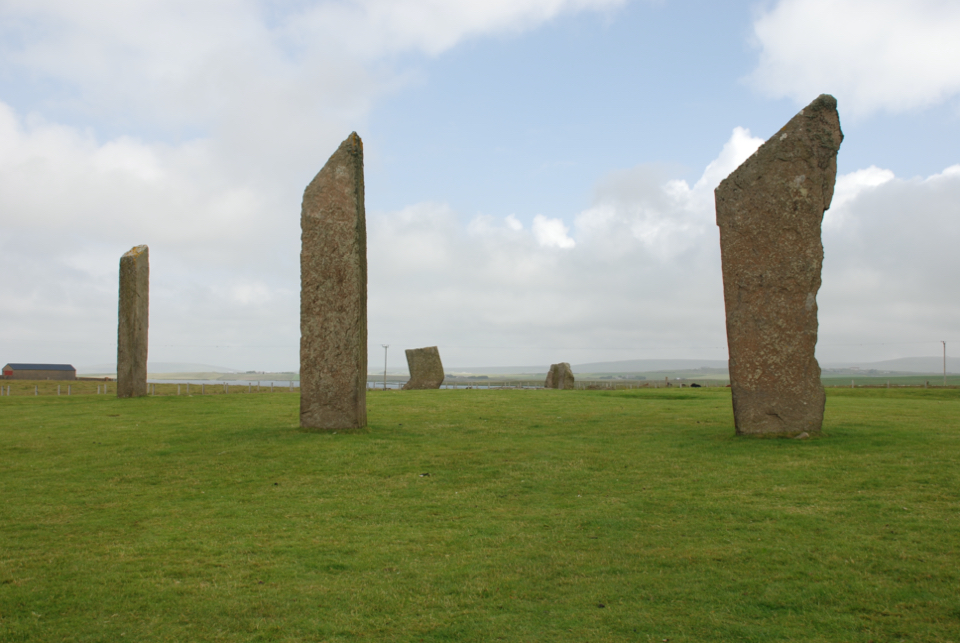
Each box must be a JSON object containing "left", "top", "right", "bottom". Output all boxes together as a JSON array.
[
  {"left": 68, "top": 385, "right": 71, "bottom": 395},
  {"left": 35, "top": 385, "right": 38, "bottom": 396},
  {"left": 201, "top": 383, "right": 204, "bottom": 395},
  {"left": 58, "top": 385, "right": 61, "bottom": 396},
  {"left": 177, "top": 384, "right": 181, "bottom": 395}
]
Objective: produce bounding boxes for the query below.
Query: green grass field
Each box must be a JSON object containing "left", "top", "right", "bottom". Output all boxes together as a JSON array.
[{"left": 1, "top": 387, "right": 958, "bottom": 642}]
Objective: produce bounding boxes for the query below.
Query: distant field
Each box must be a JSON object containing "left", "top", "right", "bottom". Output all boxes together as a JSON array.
[
  {"left": 2, "top": 388, "right": 958, "bottom": 641},
  {"left": 77, "top": 372, "right": 302, "bottom": 382},
  {"left": 822, "top": 374, "right": 960, "bottom": 388},
  {"left": 61, "top": 369, "right": 960, "bottom": 391},
  {"left": 0, "top": 380, "right": 300, "bottom": 396}
]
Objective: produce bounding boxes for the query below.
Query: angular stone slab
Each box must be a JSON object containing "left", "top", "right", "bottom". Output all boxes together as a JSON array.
[
  {"left": 117, "top": 245, "right": 149, "bottom": 398},
  {"left": 300, "top": 132, "right": 367, "bottom": 429},
  {"left": 402, "top": 346, "right": 445, "bottom": 390},
  {"left": 715, "top": 94, "right": 843, "bottom": 436},
  {"left": 544, "top": 362, "right": 575, "bottom": 390}
]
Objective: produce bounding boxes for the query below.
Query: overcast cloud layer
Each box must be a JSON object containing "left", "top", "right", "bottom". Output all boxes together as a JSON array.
[
  {"left": 750, "top": 0, "right": 960, "bottom": 116},
  {"left": 1, "top": 0, "right": 958, "bottom": 372}
]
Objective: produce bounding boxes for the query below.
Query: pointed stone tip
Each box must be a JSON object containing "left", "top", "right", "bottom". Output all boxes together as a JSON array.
[
  {"left": 809, "top": 93, "right": 837, "bottom": 112},
  {"left": 347, "top": 131, "right": 362, "bottom": 152}
]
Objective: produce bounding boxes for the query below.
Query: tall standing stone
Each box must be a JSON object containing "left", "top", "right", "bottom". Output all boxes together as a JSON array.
[
  {"left": 402, "top": 346, "right": 445, "bottom": 390},
  {"left": 117, "top": 245, "right": 149, "bottom": 398},
  {"left": 300, "top": 132, "right": 367, "bottom": 429},
  {"left": 544, "top": 362, "right": 575, "bottom": 390},
  {"left": 715, "top": 94, "right": 843, "bottom": 436}
]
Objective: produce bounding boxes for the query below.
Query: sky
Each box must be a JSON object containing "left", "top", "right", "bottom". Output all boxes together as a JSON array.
[{"left": 1, "top": 0, "right": 959, "bottom": 373}]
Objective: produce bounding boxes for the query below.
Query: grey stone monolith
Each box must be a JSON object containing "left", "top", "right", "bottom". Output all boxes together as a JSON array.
[
  {"left": 117, "top": 244, "right": 149, "bottom": 398},
  {"left": 300, "top": 132, "right": 367, "bottom": 429},
  {"left": 402, "top": 346, "right": 445, "bottom": 390},
  {"left": 715, "top": 94, "right": 843, "bottom": 436},
  {"left": 545, "top": 362, "right": 575, "bottom": 390}
]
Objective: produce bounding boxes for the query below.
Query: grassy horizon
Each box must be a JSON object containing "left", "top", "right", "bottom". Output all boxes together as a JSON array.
[{"left": 1, "top": 388, "right": 958, "bottom": 641}]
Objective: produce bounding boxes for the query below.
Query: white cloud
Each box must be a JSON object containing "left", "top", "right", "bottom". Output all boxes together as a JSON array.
[
  {"left": 293, "top": 0, "right": 627, "bottom": 58},
  {"left": 0, "top": 0, "right": 627, "bottom": 140},
  {"left": 365, "top": 128, "right": 960, "bottom": 368},
  {"left": 365, "top": 128, "right": 767, "bottom": 367},
  {"left": 819, "top": 163, "right": 960, "bottom": 355},
  {"left": 532, "top": 214, "right": 576, "bottom": 248},
  {"left": 0, "top": 0, "right": 631, "bottom": 370},
  {"left": 749, "top": 0, "right": 960, "bottom": 115},
  {"left": 825, "top": 165, "right": 895, "bottom": 227},
  {"left": 574, "top": 128, "right": 763, "bottom": 260},
  {"left": 2, "top": 1, "right": 958, "bottom": 371}
]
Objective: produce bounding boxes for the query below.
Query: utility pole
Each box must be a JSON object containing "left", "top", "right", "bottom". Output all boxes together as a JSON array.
[
  {"left": 943, "top": 340, "right": 947, "bottom": 387},
  {"left": 382, "top": 344, "right": 389, "bottom": 390}
]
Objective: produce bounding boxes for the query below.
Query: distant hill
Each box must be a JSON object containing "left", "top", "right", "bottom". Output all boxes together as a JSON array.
[
  {"left": 572, "top": 358, "right": 729, "bottom": 373},
  {"left": 435, "top": 356, "right": 958, "bottom": 377},
  {"left": 437, "top": 358, "right": 728, "bottom": 376},
  {"left": 79, "top": 362, "right": 240, "bottom": 375},
  {"left": 821, "top": 356, "right": 959, "bottom": 374}
]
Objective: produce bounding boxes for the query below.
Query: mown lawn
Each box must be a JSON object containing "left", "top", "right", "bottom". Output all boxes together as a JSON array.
[{"left": 1, "top": 388, "right": 958, "bottom": 642}]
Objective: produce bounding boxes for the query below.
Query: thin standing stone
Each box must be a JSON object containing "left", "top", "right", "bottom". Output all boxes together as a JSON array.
[
  {"left": 300, "top": 132, "right": 367, "bottom": 429},
  {"left": 117, "top": 245, "right": 149, "bottom": 398},
  {"left": 715, "top": 94, "right": 842, "bottom": 436}
]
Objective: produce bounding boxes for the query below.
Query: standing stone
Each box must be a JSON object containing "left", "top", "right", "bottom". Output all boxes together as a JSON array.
[
  {"left": 715, "top": 94, "right": 843, "bottom": 436},
  {"left": 300, "top": 132, "right": 367, "bottom": 429},
  {"left": 402, "top": 346, "right": 445, "bottom": 390},
  {"left": 544, "top": 363, "right": 575, "bottom": 390},
  {"left": 117, "top": 245, "right": 149, "bottom": 398}
]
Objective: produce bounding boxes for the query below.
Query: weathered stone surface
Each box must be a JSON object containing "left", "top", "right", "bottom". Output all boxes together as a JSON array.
[
  {"left": 544, "top": 362, "right": 575, "bottom": 390},
  {"left": 300, "top": 132, "right": 367, "bottom": 429},
  {"left": 117, "top": 245, "right": 149, "bottom": 398},
  {"left": 715, "top": 94, "right": 842, "bottom": 436},
  {"left": 402, "top": 346, "right": 445, "bottom": 390}
]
